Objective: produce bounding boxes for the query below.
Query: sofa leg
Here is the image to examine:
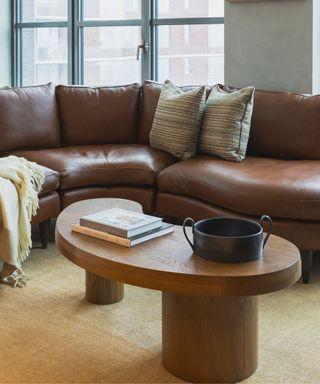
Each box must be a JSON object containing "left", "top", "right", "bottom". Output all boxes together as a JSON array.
[
  {"left": 300, "top": 250, "right": 313, "bottom": 284},
  {"left": 39, "top": 220, "right": 51, "bottom": 249}
]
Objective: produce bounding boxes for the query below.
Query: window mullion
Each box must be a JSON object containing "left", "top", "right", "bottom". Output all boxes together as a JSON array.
[
  {"left": 151, "top": 0, "right": 157, "bottom": 81},
  {"left": 12, "top": 0, "right": 22, "bottom": 86},
  {"left": 152, "top": 17, "right": 224, "bottom": 26},
  {"left": 71, "top": 0, "right": 81, "bottom": 84},
  {"left": 12, "top": 0, "right": 18, "bottom": 86},
  {"left": 152, "top": 4, "right": 224, "bottom": 85},
  {"left": 16, "top": 21, "right": 68, "bottom": 28},
  {"left": 141, "top": 0, "right": 151, "bottom": 82},
  {"left": 67, "top": 0, "right": 73, "bottom": 84}
]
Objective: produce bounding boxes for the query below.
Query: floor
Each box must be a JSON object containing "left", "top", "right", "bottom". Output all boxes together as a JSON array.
[{"left": 0, "top": 228, "right": 320, "bottom": 383}]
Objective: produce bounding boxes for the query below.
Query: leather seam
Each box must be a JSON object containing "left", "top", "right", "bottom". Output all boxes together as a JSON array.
[{"left": 58, "top": 167, "right": 155, "bottom": 177}]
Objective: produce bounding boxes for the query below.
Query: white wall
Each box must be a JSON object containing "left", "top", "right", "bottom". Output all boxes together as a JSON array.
[
  {"left": 224, "top": 0, "right": 320, "bottom": 94},
  {"left": 0, "top": 0, "right": 11, "bottom": 86}
]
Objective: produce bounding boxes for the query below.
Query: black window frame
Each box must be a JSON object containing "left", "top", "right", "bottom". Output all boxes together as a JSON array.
[{"left": 12, "top": 0, "right": 224, "bottom": 86}]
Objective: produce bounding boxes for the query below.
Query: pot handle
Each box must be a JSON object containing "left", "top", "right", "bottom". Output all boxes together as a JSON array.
[
  {"left": 260, "top": 215, "right": 272, "bottom": 248},
  {"left": 183, "top": 217, "right": 195, "bottom": 251}
]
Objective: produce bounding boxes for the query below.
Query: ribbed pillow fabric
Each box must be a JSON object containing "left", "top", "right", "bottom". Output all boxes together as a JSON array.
[
  {"left": 150, "top": 80, "right": 206, "bottom": 160},
  {"left": 199, "top": 84, "right": 255, "bottom": 162}
]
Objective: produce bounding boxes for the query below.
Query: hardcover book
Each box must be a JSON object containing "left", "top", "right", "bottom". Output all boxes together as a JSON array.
[
  {"left": 79, "top": 207, "right": 163, "bottom": 238},
  {"left": 71, "top": 222, "right": 174, "bottom": 247}
]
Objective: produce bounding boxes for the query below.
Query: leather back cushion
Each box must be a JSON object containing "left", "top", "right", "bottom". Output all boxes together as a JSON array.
[
  {"left": 139, "top": 81, "right": 212, "bottom": 144},
  {"left": 56, "top": 84, "right": 141, "bottom": 145},
  {"left": 247, "top": 90, "right": 320, "bottom": 160},
  {"left": 139, "top": 81, "right": 163, "bottom": 144},
  {"left": 0, "top": 83, "right": 60, "bottom": 152}
]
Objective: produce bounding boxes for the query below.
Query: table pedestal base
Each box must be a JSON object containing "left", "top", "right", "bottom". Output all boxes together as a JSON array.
[
  {"left": 86, "top": 271, "right": 124, "bottom": 304},
  {"left": 162, "top": 292, "right": 258, "bottom": 383}
]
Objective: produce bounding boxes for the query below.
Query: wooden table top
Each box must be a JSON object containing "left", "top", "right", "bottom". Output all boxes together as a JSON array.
[{"left": 55, "top": 198, "right": 301, "bottom": 296}]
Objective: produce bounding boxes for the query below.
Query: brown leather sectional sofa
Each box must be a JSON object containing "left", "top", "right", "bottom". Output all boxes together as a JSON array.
[{"left": 1, "top": 81, "right": 319, "bottom": 283}]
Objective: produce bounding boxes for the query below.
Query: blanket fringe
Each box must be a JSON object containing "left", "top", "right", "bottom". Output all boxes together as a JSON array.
[{"left": 0, "top": 155, "right": 45, "bottom": 266}]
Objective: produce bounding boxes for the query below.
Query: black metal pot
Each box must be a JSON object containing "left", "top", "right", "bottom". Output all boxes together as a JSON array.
[{"left": 183, "top": 215, "right": 272, "bottom": 263}]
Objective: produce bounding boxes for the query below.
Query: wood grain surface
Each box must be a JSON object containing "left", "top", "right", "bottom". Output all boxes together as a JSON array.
[
  {"left": 162, "top": 292, "right": 258, "bottom": 383},
  {"left": 55, "top": 198, "right": 301, "bottom": 296},
  {"left": 86, "top": 271, "right": 124, "bottom": 304}
]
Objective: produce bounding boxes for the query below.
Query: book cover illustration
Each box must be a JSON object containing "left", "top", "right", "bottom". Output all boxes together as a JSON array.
[
  {"left": 99, "top": 213, "right": 149, "bottom": 228},
  {"left": 81, "top": 208, "right": 161, "bottom": 230}
]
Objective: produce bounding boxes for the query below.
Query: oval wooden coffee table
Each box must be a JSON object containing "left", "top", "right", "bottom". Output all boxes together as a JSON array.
[{"left": 55, "top": 198, "right": 301, "bottom": 383}]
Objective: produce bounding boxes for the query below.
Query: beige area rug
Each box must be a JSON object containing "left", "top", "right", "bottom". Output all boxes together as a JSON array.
[{"left": 1, "top": 243, "right": 320, "bottom": 384}]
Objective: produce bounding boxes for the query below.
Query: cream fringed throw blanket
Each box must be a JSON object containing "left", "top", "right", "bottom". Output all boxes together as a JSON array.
[{"left": 0, "top": 156, "right": 44, "bottom": 287}]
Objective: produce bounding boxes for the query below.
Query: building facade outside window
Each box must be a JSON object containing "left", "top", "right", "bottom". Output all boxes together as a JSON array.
[{"left": 13, "top": 0, "right": 224, "bottom": 86}]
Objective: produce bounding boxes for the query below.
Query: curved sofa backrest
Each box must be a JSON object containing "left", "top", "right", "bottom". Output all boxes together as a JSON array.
[
  {"left": 0, "top": 83, "right": 60, "bottom": 153},
  {"left": 56, "top": 84, "right": 142, "bottom": 146},
  {"left": 248, "top": 90, "right": 320, "bottom": 160},
  {"left": 140, "top": 81, "right": 320, "bottom": 160},
  {"left": 2, "top": 81, "right": 320, "bottom": 161}
]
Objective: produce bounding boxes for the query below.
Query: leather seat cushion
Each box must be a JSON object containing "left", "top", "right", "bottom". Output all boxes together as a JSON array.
[
  {"left": 155, "top": 192, "right": 320, "bottom": 251},
  {"left": 61, "top": 187, "right": 155, "bottom": 213},
  {"left": 157, "top": 155, "right": 320, "bottom": 221},
  {"left": 18, "top": 146, "right": 110, "bottom": 190},
  {"left": 102, "top": 144, "right": 176, "bottom": 186},
  {"left": 13, "top": 145, "right": 176, "bottom": 190}
]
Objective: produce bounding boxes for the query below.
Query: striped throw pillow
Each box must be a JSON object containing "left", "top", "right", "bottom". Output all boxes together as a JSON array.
[
  {"left": 199, "top": 84, "right": 255, "bottom": 162},
  {"left": 150, "top": 80, "right": 206, "bottom": 160}
]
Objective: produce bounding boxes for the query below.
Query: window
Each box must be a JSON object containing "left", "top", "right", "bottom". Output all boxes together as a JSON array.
[
  {"left": 81, "top": 0, "right": 142, "bottom": 85},
  {"left": 21, "top": 27, "right": 68, "bottom": 86},
  {"left": 83, "top": 26, "right": 141, "bottom": 85},
  {"left": 157, "top": 0, "right": 224, "bottom": 18},
  {"left": 21, "top": 0, "right": 68, "bottom": 22},
  {"left": 83, "top": 0, "right": 141, "bottom": 20},
  {"left": 14, "top": 0, "right": 69, "bottom": 85},
  {"left": 13, "top": 0, "right": 224, "bottom": 86},
  {"left": 154, "top": 0, "right": 224, "bottom": 85}
]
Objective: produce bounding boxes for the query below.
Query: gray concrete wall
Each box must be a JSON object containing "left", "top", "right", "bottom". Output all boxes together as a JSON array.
[
  {"left": 224, "top": 0, "right": 319, "bottom": 94},
  {"left": 0, "top": 0, "right": 11, "bottom": 86},
  {"left": 312, "top": 0, "right": 320, "bottom": 93}
]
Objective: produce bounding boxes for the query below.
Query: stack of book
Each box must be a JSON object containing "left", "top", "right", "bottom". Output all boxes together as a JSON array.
[{"left": 71, "top": 207, "right": 174, "bottom": 247}]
